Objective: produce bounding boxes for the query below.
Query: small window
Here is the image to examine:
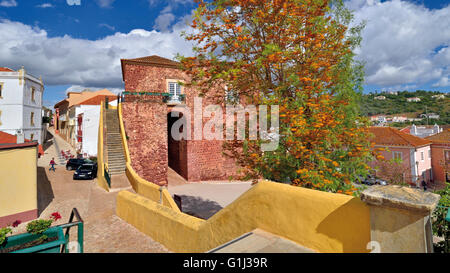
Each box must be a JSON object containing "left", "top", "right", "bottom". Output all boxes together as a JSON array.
[
  {"left": 421, "top": 152, "right": 424, "bottom": 161},
  {"left": 30, "top": 112, "right": 34, "bottom": 126},
  {"left": 0, "top": 82, "right": 3, "bottom": 98},
  {"left": 168, "top": 82, "right": 181, "bottom": 99},
  {"left": 428, "top": 150, "right": 431, "bottom": 159},
  {"left": 31, "top": 87, "right": 36, "bottom": 102},
  {"left": 445, "top": 150, "right": 450, "bottom": 162},
  {"left": 30, "top": 134, "right": 34, "bottom": 141},
  {"left": 393, "top": 151, "right": 403, "bottom": 160}
]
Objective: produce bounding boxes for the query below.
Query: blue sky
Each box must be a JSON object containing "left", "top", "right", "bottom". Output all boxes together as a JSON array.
[{"left": 0, "top": 0, "right": 449, "bottom": 107}]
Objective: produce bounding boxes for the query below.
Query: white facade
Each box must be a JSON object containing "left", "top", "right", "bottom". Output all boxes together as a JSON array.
[
  {"left": 410, "top": 124, "right": 443, "bottom": 138},
  {"left": 0, "top": 68, "right": 44, "bottom": 144},
  {"left": 73, "top": 105, "right": 100, "bottom": 157}
]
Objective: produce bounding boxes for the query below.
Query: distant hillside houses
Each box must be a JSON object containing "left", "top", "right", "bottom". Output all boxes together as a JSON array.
[
  {"left": 420, "top": 113, "right": 440, "bottom": 120},
  {"left": 407, "top": 97, "right": 421, "bottom": 102},
  {"left": 370, "top": 115, "right": 417, "bottom": 124},
  {"left": 431, "top": 94, "right": 445, "bottom": 100},
  {"left": 374, "top": 95, "right": 386, "bottom": 100}
]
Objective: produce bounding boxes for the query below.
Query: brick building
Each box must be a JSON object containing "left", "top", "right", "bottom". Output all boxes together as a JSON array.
[
  {"left": 426, "top": 129, "right": 450, "bottom": 185},
  {"left": 120, "top": 55, "right": 240, "bottom": 185},
  {"left": 368, "top": 127, "right": 433, "bottom": 186}
]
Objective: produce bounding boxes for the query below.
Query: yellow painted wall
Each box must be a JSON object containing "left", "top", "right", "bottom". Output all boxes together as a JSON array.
[
  {"left": 96, "top": 101, "right": 110, "bottom": 192},
  {"left": 117, "top": 180, "right": 371, "bottom": 253},
  {"left": 0, "top": 146, "right": 37, "bottom": 218},
  {"left": 116, "top": 102, "right": 371, "bottom": 253}
]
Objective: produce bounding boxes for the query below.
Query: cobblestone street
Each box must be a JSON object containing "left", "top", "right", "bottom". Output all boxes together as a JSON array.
[{"left": 19, "top": 129, "right": 170, "bottom": 253}]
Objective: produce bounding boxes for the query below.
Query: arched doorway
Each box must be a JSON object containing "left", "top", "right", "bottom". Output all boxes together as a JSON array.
[{"left": 167, "top": 112, "right": 188, "bottom": 180}]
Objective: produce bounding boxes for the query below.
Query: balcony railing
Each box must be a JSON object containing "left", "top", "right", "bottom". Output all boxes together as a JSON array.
[{"left": 122, "top": 91, "right": 185, "bottom": 104}]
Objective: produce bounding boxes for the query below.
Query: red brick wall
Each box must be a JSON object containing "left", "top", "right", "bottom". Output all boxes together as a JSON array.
[
  {"left": 431, "top": 143, "right": 450, "bottom": 184},
  {"left": 122, "top": 95, "right": 168, "bottom": 186},
  {"left": 122, "top": 62, "right": 240, "bottom": 183}
]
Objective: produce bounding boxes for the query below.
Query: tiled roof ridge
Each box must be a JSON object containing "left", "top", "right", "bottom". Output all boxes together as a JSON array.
[{"left": 389, "top": 127, "right": 416, "bottom": 146}]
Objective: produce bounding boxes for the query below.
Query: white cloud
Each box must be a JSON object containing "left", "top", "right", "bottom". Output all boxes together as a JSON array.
[
  {"left": 348, "top": 0, "right": 450, "bottom": 88},
  {"left": 153, "top": 6, "right": 176, "bottom": 32},
  {"left": 95, "top": 0, "right": 114, "bottom": 8},
  {"left": 0, "top": 19, "right": 194, "bottom": 88},
  {"left": 36, "top": 3, "right": 54, "bottom": 8},
  {"left": 433, "top": 77, "right": 450, "bottom": 87},
  {"left": 0, "top": 0, "right": 17, "bottom": 7},
  {"left": 64, "top": 85, "right": 123, "bottom": 95}
]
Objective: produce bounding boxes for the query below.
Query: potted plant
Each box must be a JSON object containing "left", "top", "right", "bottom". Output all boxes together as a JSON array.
[{"left": 0, "top": 212, "right": 66, "bottom": 253}]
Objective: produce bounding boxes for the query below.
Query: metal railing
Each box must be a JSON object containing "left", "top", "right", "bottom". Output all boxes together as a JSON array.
[
  {"left": 121, "top": 91, "right": 186, "bottom": 103},
  {"left": 104, "top": 163, "right": 111, "bottom": 188},
  {"left": 57, "top": 208, "right": 84, "bottom": 253}
]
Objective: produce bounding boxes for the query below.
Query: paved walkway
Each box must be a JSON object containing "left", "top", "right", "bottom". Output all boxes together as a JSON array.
[
  {"left": 168, "top": 172, "right": 253, "bottom": 219},
  {"left": 13, "top": 129, "right": 169, "bottom": 253}
]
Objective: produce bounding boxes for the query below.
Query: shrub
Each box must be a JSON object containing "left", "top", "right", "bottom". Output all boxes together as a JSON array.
[
  {"left": 433, "top": 183, "right": 450, "bottom": 253},
  {"left": 0, "top": 227, "right": 12, "bottom": 246}
]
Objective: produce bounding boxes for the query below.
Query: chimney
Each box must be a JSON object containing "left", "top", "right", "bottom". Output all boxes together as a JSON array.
[{"left": 16, "top": 129, "right": 24, "bottom": 144}]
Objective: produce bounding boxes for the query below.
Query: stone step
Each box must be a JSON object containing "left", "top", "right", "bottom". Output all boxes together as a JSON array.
[
  {"left": 107, "top": 147, "right": 124, "bottom": 151},
  {"left": 108, "top": 166, "right": 126, "bottom": 171},
  {"left": 108, "top": 153, "right": 125, "bottom": 157},
  {"left": 106, "top": 143, "right": 123, "bottom": 146},
  {"left": 108, "top": 160, "right": 126, "bottom": 164},
  {"left": 108, "top": 157, "right": 125, "bottom": 162}
]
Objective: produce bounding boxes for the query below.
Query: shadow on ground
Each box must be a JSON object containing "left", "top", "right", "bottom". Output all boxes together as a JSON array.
[
  {"left": 176, "top": 195, "right": 223, "bottom": 220},
  {"left": 37, "top": 167, "right": 54, "bottom": 216},
  {"left": 43, "top": 130, "right": 54, "bottom": 152}
]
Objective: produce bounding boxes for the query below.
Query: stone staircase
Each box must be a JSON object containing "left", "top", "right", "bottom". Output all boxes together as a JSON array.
[{"left": 105, "top": 109, "right": 127, "bottom": 176}]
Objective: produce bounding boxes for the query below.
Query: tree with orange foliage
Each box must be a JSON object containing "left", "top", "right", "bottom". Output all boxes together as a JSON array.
[{"left": 179, "top": 0, "right": 374, "bottom": 195}]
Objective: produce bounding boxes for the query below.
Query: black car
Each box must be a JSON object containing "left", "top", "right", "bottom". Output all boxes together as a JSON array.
[
  {"left": 66, "top": 158, "right": 88, "bottom": 171},
  {"left": 73, "top": 163, "right": 98, "bottom": 180}
]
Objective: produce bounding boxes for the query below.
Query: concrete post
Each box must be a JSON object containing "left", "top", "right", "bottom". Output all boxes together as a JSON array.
[{"left": 361, "top": 185, "right": 440, "bottom": 253}]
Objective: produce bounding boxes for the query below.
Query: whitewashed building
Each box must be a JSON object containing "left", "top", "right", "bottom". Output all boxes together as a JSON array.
[
  {"left": 407, "top": 97, "right": 421, "bottom": 102},
  {"left": 0, "top": 67, "right": 44, "bottom": 144}
]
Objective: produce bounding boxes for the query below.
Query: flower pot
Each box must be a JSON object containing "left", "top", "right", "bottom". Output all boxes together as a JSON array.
[{"left": 0, "top": 226, "right": 66, "bottom": 253}]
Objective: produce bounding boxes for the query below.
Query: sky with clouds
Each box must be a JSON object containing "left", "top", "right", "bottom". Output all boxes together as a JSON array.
[{"left": 0, "top": 0, "right": 449, "bottom": 107}]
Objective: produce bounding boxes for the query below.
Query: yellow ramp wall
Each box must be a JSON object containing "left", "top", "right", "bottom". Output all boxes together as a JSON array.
[
  {"left": 96, "top": 101, "right": 110, "bottom": 192},
  {"left": 116, "top": 101, "right": 370, "bottom": 253},
  {"left": 0, "top": 146, "right": 38, "bottom": 224},
  {"left": 117, "top": 180, "right": 371, "bottom": 253}
]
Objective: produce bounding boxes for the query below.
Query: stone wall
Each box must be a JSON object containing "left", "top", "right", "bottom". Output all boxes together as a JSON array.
[
  {"left": 122, "top": 62, "right": 240, "bottom": 183},
  {"left": 122, "top": 95, "right": 168, "bottom": 186}
]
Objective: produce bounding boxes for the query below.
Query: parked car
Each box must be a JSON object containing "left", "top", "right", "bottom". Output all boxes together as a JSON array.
[
  {"left": 356, "top": 174, "right": 387, "bottom": 186},
  {"left": 73, "top": 163, "right": 98, "bottom": 180},
  {"left": 66, "top": 158, "right": 88, "bottom": 171}
]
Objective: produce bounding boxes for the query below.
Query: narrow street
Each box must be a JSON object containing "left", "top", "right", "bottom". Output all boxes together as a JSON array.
[{"left": 28, "top": 129, "right": 169, "bottom": 253}]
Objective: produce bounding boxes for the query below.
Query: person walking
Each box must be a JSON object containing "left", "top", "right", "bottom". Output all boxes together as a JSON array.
[
  {"left": 421, "top": 180, "right": 427, "bottom": 191},
  {"left": 49, "top": 158, "right": 56, "bottom": 172}
]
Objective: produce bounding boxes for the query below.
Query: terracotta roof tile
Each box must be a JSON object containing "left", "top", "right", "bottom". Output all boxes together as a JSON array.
[
  {"left": 70, "top": 89, "right": 116, "bottom": 106},
  {"left": 122, "top": 55, "right": 179, "bottom": 67},
  {"left": 425, "top": 129, "right": 450, "bottom": 144},
  {"left": 369, "top": 127, "right": 431, "bottom": 147},
  {"left": 0, "top": 67, "right": 14, "bottom": 72},
  {"left": 0, "top": 131, "right": 38, "bottom": 150},
  {"left": 55, "top": 89, "right": 116, "bottom": 108}
]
